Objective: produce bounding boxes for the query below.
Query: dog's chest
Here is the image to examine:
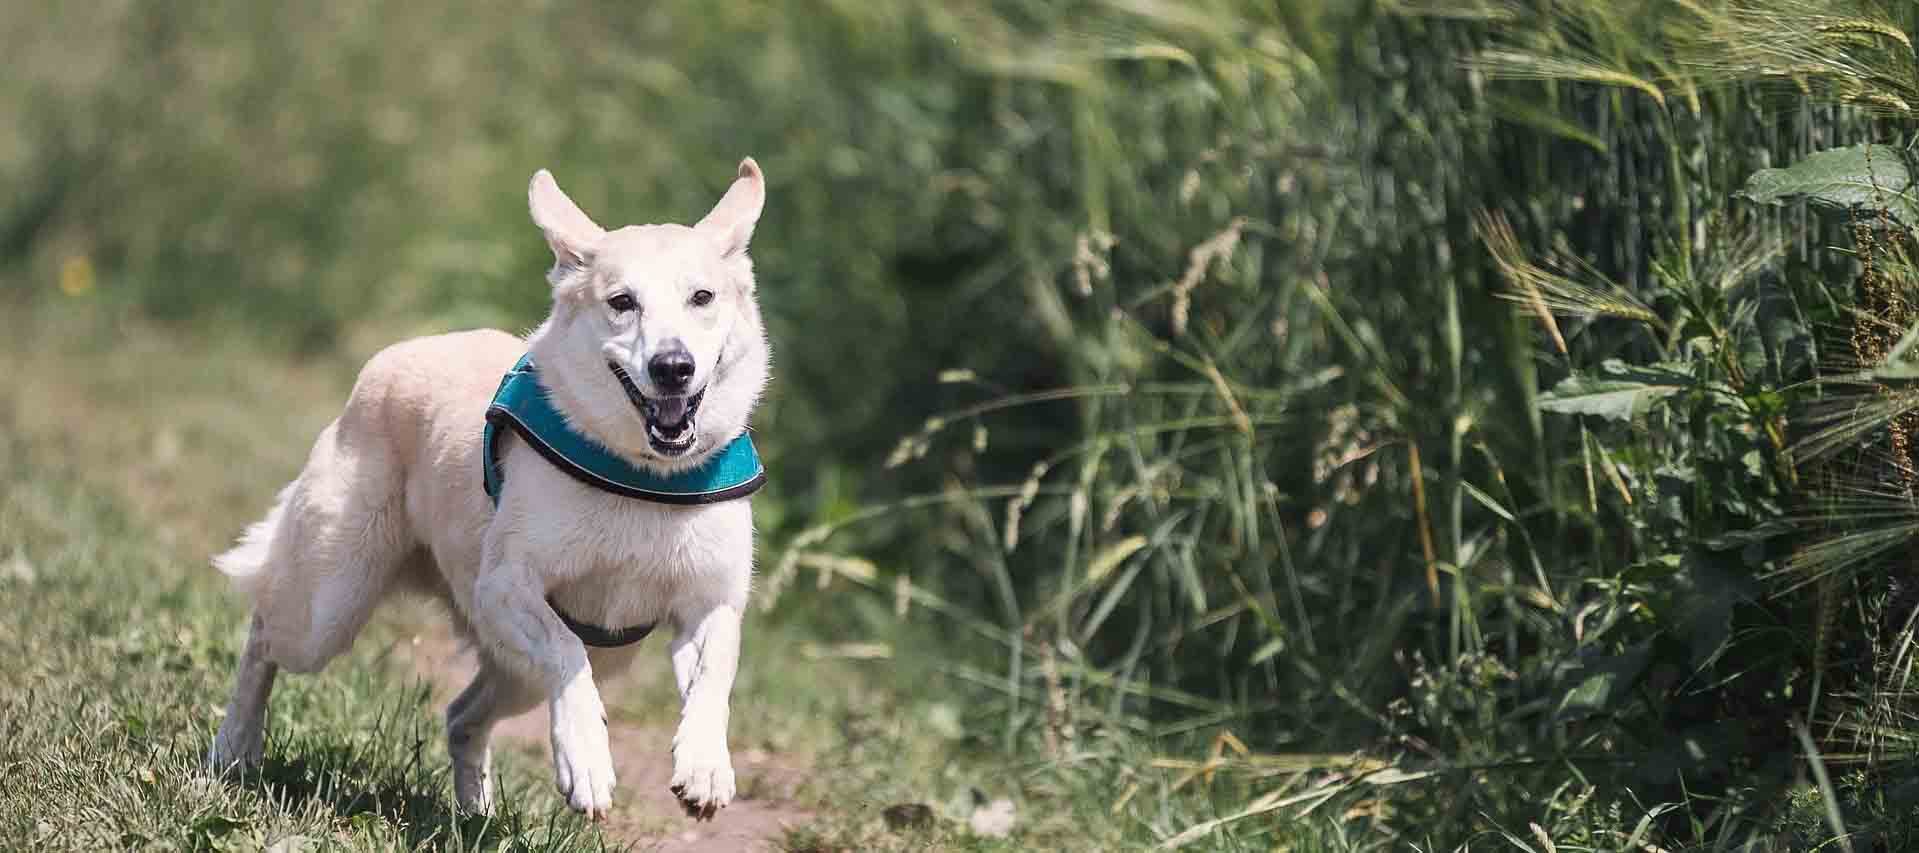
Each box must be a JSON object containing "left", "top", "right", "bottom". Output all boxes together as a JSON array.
[
  {"left": 513, "top": 485, "right": 752, "bottom": 626},
  {"left": 485, "top": 432, "right": 754, "bottom": 632}
]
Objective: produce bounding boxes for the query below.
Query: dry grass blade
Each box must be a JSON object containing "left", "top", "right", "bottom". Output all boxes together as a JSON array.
[
  {"left": 1794, "top": 382, "right": 1919, "bottom": 461},
  {"left": 1003, "top": 461, "right": 1051, "bottom": 552},
  {"left": 1086, "top": 535, "right": 1149, "bottom": 583},
  {"left": 1409, "top": 441, "right": 1441, "bottom": 608},
  {"left": 796, "top": 551, "right": 880, "bottom": 589},
  {"left": 1477, "top": 210, "right": 1661, "bottom": 333},
  {"left": 1168, "top": 217, "right": 1246, "bottom": 336},
  {"left": 1158, "top": 784, "right": 1337, "bottom": 848},
  {"left": 1703, "top": 229, "right": 1787, "bottom": 294},
  {"left": 1468, "top": 49, "right": 1666, "bottom": 107},
  {"left": 1816, "top": 18, "right": 1913, "bottom": 52},
  {"left": 1586, "top": 430, "right": 1634, "bottom": 506},
  {"left": 1781, "top": 521, "right": 1919, "bottom": 593},
  {"left": 1679, "top": 2, "right": 1919, "bottom": 114},
  {"left": 1478, "top": 211, "right": 1568, "bottom": 354},
  {"left": 1201, "top": 356, "right": 1254, "bottom": 436}
]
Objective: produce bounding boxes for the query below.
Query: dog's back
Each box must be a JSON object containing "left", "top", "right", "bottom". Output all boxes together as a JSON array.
[{"left": 214, "top": 328, "right": 522, "bottom": 671}]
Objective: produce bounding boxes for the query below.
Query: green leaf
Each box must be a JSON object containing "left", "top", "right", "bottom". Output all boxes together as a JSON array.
[
  {"left": 1698, "top": 520, "right": 1796, "bottom": 552},
  {"left": 1462, "top": 480, "right": 1516, "bottom": 522},
  {"left": 1556, "top": 644, "right": 1650, "bottom": 719},
  {"left": 1538, "top": 373, "right": 1684, "bottom": 421},
  {"left": 1736, "top": 143, "right": 1919, "bottom": 226},
  {"left": 1249, "top": 636, "right": 1285, "bottom": 665}
]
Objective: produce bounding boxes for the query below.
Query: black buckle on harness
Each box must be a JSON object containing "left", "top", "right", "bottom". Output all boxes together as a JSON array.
[{"left": 547, "top": 597, "right": 656, "bottom": 648}]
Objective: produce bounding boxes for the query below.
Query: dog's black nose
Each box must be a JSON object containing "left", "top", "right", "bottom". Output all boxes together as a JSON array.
[{"left": 648, "top": 347, "right": 696, "bottom": 392}]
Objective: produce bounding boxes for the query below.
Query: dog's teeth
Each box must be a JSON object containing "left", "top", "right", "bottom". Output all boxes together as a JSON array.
[{"left": 647, "top": 419, "right": 697, "bottom": 453}]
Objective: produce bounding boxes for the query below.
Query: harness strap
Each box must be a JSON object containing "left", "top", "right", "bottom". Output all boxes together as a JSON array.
[
  {"left": 547, "top": 597, "right": 657, "bottom": 648},
  {"left": 482, "top": 355, "right": 767, "bottom": 505}
]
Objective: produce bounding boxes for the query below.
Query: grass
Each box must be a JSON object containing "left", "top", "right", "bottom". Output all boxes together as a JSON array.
[
  {"left": 0, "top": 370, "right": 595, "bottom": 850},
  {"left": 0, "top": 296, "right": 1216, "bottom": 850}
]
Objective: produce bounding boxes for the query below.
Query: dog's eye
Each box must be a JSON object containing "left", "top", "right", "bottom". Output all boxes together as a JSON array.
[
  {"left": 606, "top": 293, "right": 637, "bottom": 313},
  {"left": 690, "top": 289, "right": 715, "bottom": 308}
]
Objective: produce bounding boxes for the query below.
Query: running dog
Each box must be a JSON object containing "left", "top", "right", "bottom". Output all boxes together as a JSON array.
[{"left": 206, "top": 159, "right": 772, "bottom": 822}]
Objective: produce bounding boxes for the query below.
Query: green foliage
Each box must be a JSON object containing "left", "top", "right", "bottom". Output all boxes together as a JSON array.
[
  {"left": 1738, "top": 143, "right": 1919, "bottom": 226},
  {"left": 1537, "top": 362, "right": 1692, "bottom": 421}
]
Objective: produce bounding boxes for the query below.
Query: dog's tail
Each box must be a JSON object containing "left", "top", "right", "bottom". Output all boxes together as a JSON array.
[{"left": 212, "top": 480, "right": 295, "bottom": 599}]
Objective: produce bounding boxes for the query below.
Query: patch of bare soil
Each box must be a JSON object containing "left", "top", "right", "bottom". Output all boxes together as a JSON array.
[{"left": 400, "top": 631, "right": 813, "bottom": 852}]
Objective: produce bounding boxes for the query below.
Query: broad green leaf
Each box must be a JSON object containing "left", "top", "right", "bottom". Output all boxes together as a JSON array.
[
  {"left": 1736, "top": 143, "right": 1919, "bottom": 225},
  {"left": 1538, "top": 374, "right": 1683, "bottom": 420}
]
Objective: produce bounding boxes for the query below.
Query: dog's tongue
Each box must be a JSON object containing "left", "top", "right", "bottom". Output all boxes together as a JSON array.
[{"left": 649, "top": 396, "right": 692, "bottom": 429}]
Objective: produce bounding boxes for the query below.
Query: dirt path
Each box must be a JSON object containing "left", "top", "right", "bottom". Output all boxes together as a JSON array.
[{"left": 399, "top": 631, "right": 813, "bottom": 852}]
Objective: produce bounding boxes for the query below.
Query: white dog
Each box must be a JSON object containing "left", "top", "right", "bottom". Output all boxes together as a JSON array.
[{"left": 206, "top": 159, "right": 772, "bottom": 822}]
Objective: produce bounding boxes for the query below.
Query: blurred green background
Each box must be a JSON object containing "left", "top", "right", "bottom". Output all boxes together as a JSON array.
[{"left": 12, "top": 0, "right": 1919, "bottom": 848}]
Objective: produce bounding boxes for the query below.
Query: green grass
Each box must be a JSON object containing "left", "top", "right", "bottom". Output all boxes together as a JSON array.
[
  {"left": 0, "top": 404, "right": 602, "bottom": 850},
  {"left": 0, "top": 299, "right": 1204, "bottom": 851}
]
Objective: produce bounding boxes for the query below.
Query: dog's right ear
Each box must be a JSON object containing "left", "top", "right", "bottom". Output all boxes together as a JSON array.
[
  {"left": 529, "top": 170, "right": 605, "bottom": 272},
  {"left": 695, "top": 158, "right": 765, "bottom": 259}
]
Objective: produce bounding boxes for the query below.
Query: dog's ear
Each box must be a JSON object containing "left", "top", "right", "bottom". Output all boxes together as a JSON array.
[
  {"left": 695, "top": 158, "right": 765, "bottom": 258},
  {"left": 529, "top": 170, "right": 605, "bottom": 270}
]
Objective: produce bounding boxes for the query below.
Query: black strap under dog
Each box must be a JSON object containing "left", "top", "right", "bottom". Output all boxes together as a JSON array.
[{"left": 546, "top": 596, "right": 657, "bottom": 648}]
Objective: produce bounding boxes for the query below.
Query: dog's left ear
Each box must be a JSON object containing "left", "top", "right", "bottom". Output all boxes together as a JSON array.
[{"left": 695, "top": 158, "right": 765, "bottom": 258}]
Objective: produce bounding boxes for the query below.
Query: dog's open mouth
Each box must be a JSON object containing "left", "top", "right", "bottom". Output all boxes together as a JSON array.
[{"left": 609, "top": 362, "right": 704, "bottom": 455}]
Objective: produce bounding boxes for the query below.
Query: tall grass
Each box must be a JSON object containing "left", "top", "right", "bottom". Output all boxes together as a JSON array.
[{"left": 784, "top": 0, "right": 1919, "bottom": 846}]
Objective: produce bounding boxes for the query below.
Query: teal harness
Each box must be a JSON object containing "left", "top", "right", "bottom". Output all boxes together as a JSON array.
[{"left": 482, "top": 354, "right": 765, "bottom": 647}]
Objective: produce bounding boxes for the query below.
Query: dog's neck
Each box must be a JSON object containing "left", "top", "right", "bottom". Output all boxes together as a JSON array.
[{"left": 523, "top": 310, "right": 768, "bottom": 476}]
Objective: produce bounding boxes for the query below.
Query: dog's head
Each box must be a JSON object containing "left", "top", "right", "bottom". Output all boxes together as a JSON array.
[{"left": 525, "top": 159, "right": 770, "bottom": 472}]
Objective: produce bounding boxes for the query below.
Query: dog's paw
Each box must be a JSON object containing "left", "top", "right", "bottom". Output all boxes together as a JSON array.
[
  {"left": 204, "top": 744, "right": 258, "bottom": 780},
  {"left": 550, "top": 685, "right": 617, "bottom": 821},
  {"left": 452, "top": 756, "right": 495, "bottom": 816},
  {"left": 205, "top": 721, "right": 264, "bottom": 779},
  {"left": 669, "top": 727, "right": 735, "bottom": 820}
]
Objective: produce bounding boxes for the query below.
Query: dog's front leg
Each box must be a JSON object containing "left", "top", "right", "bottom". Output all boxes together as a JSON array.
[
  {"left": 471, "top": 566, "right": 616, "bottom": 820},
  {"left": 667, "top": 603, "right": 741, "bottom": 819}
]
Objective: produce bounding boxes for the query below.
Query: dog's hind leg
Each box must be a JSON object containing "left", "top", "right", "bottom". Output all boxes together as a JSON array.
[
  {"left": 208, "top": 412, "right": 414, "bottom": 778},
  {"left": 207, "top": 612, "right": 279, "bottom": 776},
  {"left": 241, "top": 420, "right": 416, "bottom": 674},
  {"left": 447, "top": 657, "right": 542, "bottom": 815}
]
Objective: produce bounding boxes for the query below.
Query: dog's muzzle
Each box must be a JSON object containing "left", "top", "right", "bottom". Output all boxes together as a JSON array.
[{"left": 610, "top": 362, "right": 704, "bottom": 455}]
